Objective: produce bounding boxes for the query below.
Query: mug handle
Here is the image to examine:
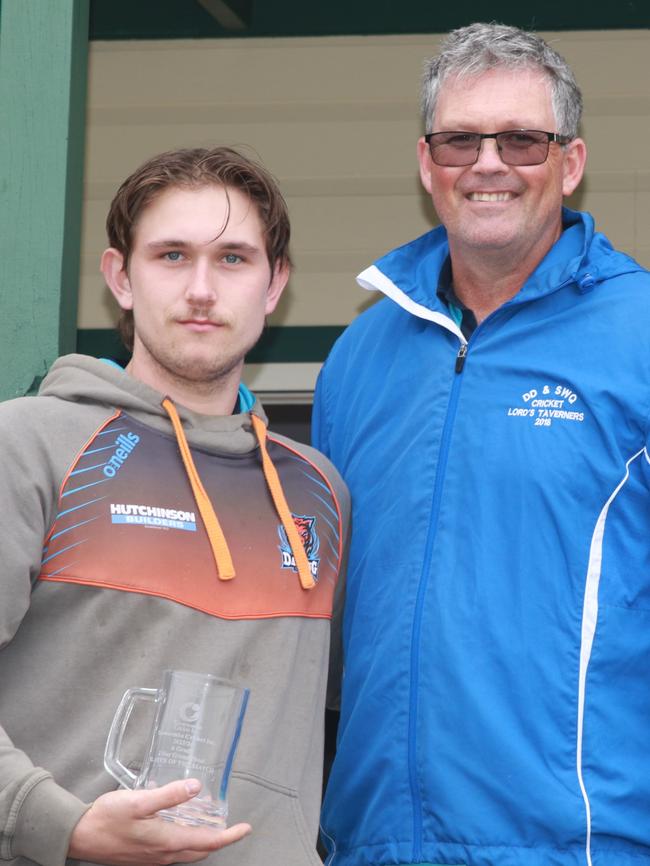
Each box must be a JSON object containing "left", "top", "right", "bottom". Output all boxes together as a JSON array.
[{"left": 104, "top": 687, "right": 158, "bottom": 788}]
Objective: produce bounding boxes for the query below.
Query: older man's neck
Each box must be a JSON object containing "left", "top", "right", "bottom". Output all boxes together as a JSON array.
[{"left": 449, "top": 237, "right": 559, "bottom": 324}]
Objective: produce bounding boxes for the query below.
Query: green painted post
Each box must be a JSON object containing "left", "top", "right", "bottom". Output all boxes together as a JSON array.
[{"left": 0, "top": 0, "right": 89, "bottom": 400}]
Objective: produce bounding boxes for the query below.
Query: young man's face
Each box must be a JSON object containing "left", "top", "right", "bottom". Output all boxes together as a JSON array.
[
  {"left": 103, "top": 184, "right": 288, "bottom": 398},
  {"left": 417, "top": 67, "right": 586, "bottom": 266}
]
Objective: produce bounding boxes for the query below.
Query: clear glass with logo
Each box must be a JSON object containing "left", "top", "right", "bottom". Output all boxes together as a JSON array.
[{"left": 104, "top": 669, "right": 249, "bottom": 828}]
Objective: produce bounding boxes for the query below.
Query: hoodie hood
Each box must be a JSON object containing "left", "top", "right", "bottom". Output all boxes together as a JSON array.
[{"left": 39, "top": 354, "right": 265, "bottom": 456}]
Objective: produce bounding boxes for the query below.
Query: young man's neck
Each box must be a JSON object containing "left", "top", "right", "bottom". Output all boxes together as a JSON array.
[{"left": 125, "top": 359, "right": 241, "bottom": 416}]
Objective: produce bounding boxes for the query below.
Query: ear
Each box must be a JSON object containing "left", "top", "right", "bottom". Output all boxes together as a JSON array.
[
  {"left": 562, "top": 137, "right": 587, "bottom": 197},
  {"left": 101, "top": 248, "right": 133, "bottom": 311},
  {"left": 264, "top": 260, "right": 291, "bottom": 315},
  {"left": 417, "top": 136, "right": 434, "bottom": 195}
]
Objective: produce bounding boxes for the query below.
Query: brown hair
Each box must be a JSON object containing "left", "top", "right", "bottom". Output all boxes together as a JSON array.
[{"left": 105, "top": 146, "right": 292, "bottom": 352}]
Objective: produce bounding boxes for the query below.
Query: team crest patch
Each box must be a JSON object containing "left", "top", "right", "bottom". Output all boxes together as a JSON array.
[{"left": 278, "top": 514, "right": 320, "bottom": 581}]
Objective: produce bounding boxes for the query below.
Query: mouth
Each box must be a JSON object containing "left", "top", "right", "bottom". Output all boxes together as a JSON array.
[
  {"left": 176, "top": 318, "right": 224, "bottom": 332},
  {"left": 467, "top": 191, "right": 517, "bottom": 202}
]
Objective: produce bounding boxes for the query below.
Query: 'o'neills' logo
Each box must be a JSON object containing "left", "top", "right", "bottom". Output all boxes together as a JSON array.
[
  {"left": 278, "top": 514, "right": 320, "bottom": 581},
  {"left": 103, "top": 432, "right": 140, "bottom": 477}
]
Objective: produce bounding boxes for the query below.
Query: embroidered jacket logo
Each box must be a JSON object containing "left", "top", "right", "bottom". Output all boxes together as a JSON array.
[
  {"left": 278, "top": 514, "right": 320, "bottom": 581},
  {"left": 506, "top": 382, "right": 585, "bottom": 428}
]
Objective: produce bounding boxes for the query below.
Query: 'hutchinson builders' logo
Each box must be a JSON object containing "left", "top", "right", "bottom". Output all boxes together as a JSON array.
[
  {"left": 110, "top": 503, "right": 197, "bottom": 532},
  {"left": 278, "top": 514, "right": 320, "bottom": 581}
]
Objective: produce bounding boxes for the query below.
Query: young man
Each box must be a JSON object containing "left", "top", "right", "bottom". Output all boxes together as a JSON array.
[
  {"left": 0, "top": 146, "right": 348, "bottom": 866},
  {"left": 314, "top": 23, "right": 650, "bottom": 866}
]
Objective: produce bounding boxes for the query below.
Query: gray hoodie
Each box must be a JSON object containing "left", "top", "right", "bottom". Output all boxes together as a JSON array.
[{"left": 0, "top": 354, "right": 348, "bottom": 866}]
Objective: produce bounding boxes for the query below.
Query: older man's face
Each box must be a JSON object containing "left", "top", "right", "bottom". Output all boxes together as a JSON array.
[{"left": 418, "top": 67, "right": 585, "bottom": 267}]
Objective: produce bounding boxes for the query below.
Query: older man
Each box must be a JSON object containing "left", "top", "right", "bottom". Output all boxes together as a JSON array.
[{"left": 314, "top": 22, "right": 650, "bottom": 866}]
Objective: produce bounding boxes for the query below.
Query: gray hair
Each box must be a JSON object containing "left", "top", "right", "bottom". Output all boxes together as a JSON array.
[{"left": 421, "top": 22, "right": 583, "bottom": 139}]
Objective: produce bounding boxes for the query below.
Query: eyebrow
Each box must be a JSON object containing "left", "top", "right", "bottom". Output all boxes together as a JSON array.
[{"left": 144, "top": 239, "right": 262, "bottom": 253}]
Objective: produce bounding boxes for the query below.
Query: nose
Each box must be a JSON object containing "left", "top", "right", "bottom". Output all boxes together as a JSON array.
[
  {"left": 471, "top": 136, "right": 508, "bottom": 173},
  {"left": 185, "top": 259, "right": 216, "bottom": 305}
]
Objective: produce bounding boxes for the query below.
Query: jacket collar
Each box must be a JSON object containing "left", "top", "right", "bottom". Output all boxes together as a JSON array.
[{"left": 356, "top": 208, "right": 644, "bottom": 330}]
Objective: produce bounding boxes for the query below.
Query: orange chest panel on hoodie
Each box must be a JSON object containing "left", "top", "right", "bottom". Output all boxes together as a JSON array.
[{"left": 39, "top": 413, "right": 342, "bottom": 619}]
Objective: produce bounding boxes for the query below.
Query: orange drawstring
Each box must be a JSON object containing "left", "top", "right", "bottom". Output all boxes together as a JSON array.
[
  {"left": 251, "top": 413, "right": 315, "bottom": 590},
  {"left": 162, "top": 398, "right": 235, "bottom": 581},
  {"left": 161, "top": 397, "right": 313, "bottom": 591}
]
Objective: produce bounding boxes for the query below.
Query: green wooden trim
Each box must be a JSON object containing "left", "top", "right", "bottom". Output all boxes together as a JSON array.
[
  {"left": 247, "top": 325, "right": 344, "bottom": 363},
  {"left": 60, "top": 2, "right": 91, "bottom": 355},
  {"left": 89, "top": 0, "right": 649, "bottom": 40},
  {"left": 76, "top": 329, "right": 128, "bottom": 365},
  {"left": 0, "top": 0, "right": 89, "bottom": 400},
  {"left": 76, "top": 325, "right": 345, "bottom": 365}
]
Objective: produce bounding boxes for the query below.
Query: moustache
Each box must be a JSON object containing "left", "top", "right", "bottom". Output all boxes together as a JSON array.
[{"left": 174, "top": 309, "right": 229, "bottom": 326}]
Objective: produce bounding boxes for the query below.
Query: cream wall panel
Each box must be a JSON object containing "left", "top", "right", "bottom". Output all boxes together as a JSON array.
[
  {"left": 80, "top": 30, "right": 650, "bottom": 333},
  {"left": 581, "top": 117, "right": 650, "bottom": 171},
  {"left": 243, "top": 362, "right": 322, "bottom": 398},
  {"left": 557, "top": 31, "right": 649, "bottom": 98},
  {"left": 635, "top": 185, "right": 650, "bottom": 266},
  {"left": 574, "top": 191, "right": 636, "bottom": 251}
]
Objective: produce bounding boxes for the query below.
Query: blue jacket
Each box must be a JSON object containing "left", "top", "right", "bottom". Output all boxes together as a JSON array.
[{"left": 313, "top": 209, "right": 650, "bottom": 866}]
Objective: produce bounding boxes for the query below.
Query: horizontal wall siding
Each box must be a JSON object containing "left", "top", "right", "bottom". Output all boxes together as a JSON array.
[{"left": 79, "top": 31, "right": 650, "bottom": 391}]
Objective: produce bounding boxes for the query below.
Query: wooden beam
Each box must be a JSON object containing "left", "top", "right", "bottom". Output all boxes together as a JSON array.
[
  {"left": 0, "top": 0, "right": 89, "bottom": 399},
  {"left": 196, "top": 0, "right": 252, "bottom": 31}
]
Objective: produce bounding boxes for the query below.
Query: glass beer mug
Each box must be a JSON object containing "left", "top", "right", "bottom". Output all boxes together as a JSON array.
[{"left": 104, "top": 669, "right": 249, "bottom": 828}]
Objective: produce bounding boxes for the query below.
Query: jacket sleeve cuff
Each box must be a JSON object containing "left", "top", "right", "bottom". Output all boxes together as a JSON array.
[{"left": 11, "top": 774, "right": 90, "bottom": 866}]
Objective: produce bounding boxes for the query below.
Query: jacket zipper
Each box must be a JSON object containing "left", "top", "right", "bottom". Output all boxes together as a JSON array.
[
  {"left": 406, "top": 280, "right": 572, "bottom": 855},
  {"left": 455, "top": 343, "right": 468, "bottom": 373},
  {"left": 408, "top": 338, "right": 468, "bottom": 860}
]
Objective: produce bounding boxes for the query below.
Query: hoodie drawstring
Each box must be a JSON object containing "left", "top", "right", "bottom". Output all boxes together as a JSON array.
[
  {"left": 162, "top": 398, "right": 236, "bottom": 581},
  {"left": 162, "top": 397, "right": 314, "bottom": 590},
  {"left": 250, "top": 413, "right": 315, "bottom": 590}
]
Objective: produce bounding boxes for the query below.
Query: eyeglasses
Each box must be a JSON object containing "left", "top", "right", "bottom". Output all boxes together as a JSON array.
[{"left": 424, "top": 129, "right": 572, "bottom": 167}]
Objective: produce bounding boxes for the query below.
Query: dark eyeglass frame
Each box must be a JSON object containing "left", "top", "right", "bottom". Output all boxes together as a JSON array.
[{"left": 424, "top": 129, "right": 573, "bottom": 167}]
